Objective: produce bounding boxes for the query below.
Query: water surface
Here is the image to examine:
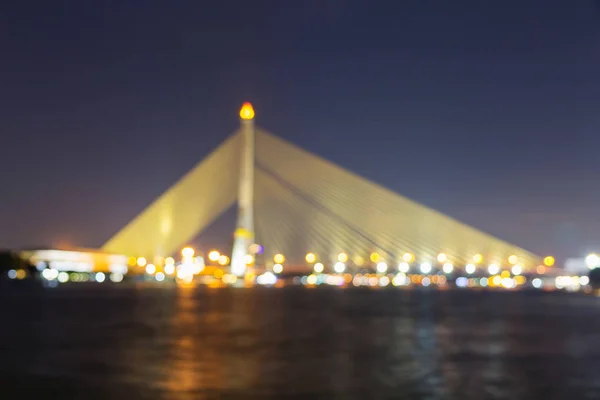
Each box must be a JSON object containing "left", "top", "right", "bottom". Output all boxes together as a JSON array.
[{"left": 1, "top": 284, "right": 599, "bottom": 399}]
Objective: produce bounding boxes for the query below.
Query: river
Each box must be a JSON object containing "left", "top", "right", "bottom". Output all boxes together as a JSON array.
[{"left": 1, "top": 283, "right": 599, "bottom": 399}]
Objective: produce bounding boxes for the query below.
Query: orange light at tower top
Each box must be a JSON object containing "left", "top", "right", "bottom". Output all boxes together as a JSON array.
[{"left": 239, "top": 102, "right": 255, "bottom": 120}]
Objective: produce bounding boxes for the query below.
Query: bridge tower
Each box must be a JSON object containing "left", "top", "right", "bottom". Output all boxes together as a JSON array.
[{"left": 230, "top": 102, "right": 256, "bottom": 276}]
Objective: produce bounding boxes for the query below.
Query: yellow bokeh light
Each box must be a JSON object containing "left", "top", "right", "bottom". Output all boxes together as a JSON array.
[
  {"left": 402, "top": 253, "right": 414, "bottom": 263},
  {"left": 437, "top": 253, "right": 447, "bottom": 263},
  {"left": 337, "top": 252, "right": 348, "bottom": 263},
  {"left": 370, "top": 252, "right": 380, "bottom": 263},
  {"left": 500, "top": 270, "right": 511, "bottom": 278},
  {"left": 208, "top": 250, "right": 220, "bottom": 262},
  {"left": 305, "top": 253, "right": 316, "bottom": 263},
  {"left": 137, "top": 257, "right": 147, "bottom": 267},
  {"left": 127, "top": 256, "right": 137, "bottom": 267},
  {"left": 181, "top": 247, "right": 195, "bottom": 258},
  {"left": 473, "top": 254, "right": 483, "bottom": 264},
  {"left": 244, "top": 254, "right": 254, "bottom": 265},
  {"left": 239, "top": 102, "right": 255, "bottom": 120},
  {"left": 508, "top": 255, "right": 518, "bottom": 265},
  {"left": 165, "top": 257, "right": 175, "bottom": 265},
  {"left": 218, "top": 255, "right": 229, "bottom": 266},
  {"left": 274, "top": 253, "right": 285, "bottom": 264},
  {"left": 543, "top": 256, "right": 555, "bottom": 267}
]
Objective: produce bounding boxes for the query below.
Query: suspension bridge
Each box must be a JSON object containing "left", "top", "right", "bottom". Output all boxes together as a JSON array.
[{"left": 100, "top": 103, "right": 543, "bottom": 279}]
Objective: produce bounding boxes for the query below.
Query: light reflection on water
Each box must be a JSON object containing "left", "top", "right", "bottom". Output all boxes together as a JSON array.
[{"left": 1, "top": 284, "right": 600, "bottom": 399}]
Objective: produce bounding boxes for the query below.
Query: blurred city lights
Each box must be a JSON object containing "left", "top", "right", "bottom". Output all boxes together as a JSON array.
[
  {"left": 422, "top": 277, "right": 431, "bottom": 287},
  {"left": 508, "top": 255, "right": 518, "bottom": 265},
  {"left": 244, "top": 254, "right": 254, "bottom": 265},
  {"left": 511, "top": 264, "right": 523, "bottom": 276},
  {"left": 249, "top": 243, "right": 263, "bottom": 254},
  {"left": 398, "top": 262, "right": 410, "bottom": 273},
  {"left": 488, "top": 264, "right": 500, "bottom": 275},
  {"left": 437, "top": 253, "right": 447, "bottom": 263},
  {"left": 353, "top": 255, "right": 365, "bottom": 266},
  {"left": 585, "top": 253, "right": 599, "bottom": 269},
  {"left": 273, "top": 253, "right": 285, "bottom": 264},
  {"left": 208, "top": 250, "right": 221, "bottom": 262},
  {"left": 145, "top": 264, "right": 156, "bottom": 275},
  {"left": 337, "top": 252, "right": 348, "bottom": 263},
  {"left": 181, "top": 247, "right": 195, "bottom": 258},
  {"left": 403, "top": 253, "right": 414, "bottom": 262},
  {"left": 392, "top": 273, "right": 408, "bottom": 286},
  {"left": 165, "top": 257, "right": 175, "bottom": 265},
  {"left": 137, "top": 257, "right": 147, "bottom": 267},
  {"left": 442, "top": 262, "right": 453, "bottom": 274},
  {"left": 42, "top": 268, "right": 58, "bottom": 280},
  {"left": 256, "top": 271, "right": 277, "bottom": 285},
  {"left": 314, "top": 262, "right": 324, "bottom": 273},
  {"left": 96, "top": 272, "right": 106, "bottom": 283},
  {"left": 532, "top": 278, "right": 542, "bottom": 288},
  {"left": 580, "top": 276, "right": 590, "bottom": 286},
  {"left": 165, "top": 264, "right": 175, "bottom": 275},
  {"left": 536, "top": 265, "right": 546, "bottom": 274},
  {"left": 305, "top": 253, "right": 317, "bottom": 263},
  {"left": 218, "top": 255, "right": 229, "bottom": 266},
  {"left": 465, "top": 264, "right": 476, "bottom": 274},
  {"left": 543, "top": 256, "right": 555, "bottom": 267},
  {"left": 473, "top": 254, "right": 483, "bottom": 264},
  {"left": 370, "top": 252, "right": 380, "bottom": 263},
  {"left": 306, "top": 274, "right": 317, "bottom": 285},
  {"left": 334, "top": 262, "right": 346, "bottom": 273},
  {"left": 155, "top": 272, "right": 165, "bottom": 282},
  {"left": 222, "top": 274, "right": 237, "bottom": 285},
  {"left": 502, "top": 278, "right": 516, "bottom": 289},
  {"left": 456, "top": 277, "right": 468, "bottom": 287},
  {"left": 420, "top": 262, "right": 432, "bottom": 274},
  {"left": 376, "top": 262, "right": 388, "bottom": 273},
  {"left": 58, "top": 272, "right": 69, "bottom": 283},
  {"left": 273, "top": 263, "right": 283, "bottom": 274}
]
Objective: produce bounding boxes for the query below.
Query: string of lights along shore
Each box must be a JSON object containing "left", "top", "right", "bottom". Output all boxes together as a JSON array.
[{"left": 83, "top": 102, "right": 600, "bottom": 290}]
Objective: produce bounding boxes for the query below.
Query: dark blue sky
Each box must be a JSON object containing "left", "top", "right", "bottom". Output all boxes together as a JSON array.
[{"left": 1, "top": 1, "right": 599, "bottom": 260}]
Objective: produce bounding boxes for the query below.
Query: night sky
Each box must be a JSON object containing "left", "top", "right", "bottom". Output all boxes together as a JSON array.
[{"left": 1, "top": 1, "right": 599, "bottom": 261}]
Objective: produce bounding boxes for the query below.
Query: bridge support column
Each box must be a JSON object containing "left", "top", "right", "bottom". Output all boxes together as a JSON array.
[{"left": 230, "top": 102, "right": 255, "bottom": 277}]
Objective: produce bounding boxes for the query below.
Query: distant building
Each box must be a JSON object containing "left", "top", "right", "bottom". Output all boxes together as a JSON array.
[{"left": 19, "top": 248, "right": 128, "bottom": 274}]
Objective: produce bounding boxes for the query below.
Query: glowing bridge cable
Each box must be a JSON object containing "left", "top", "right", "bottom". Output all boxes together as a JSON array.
[
  {"left": 255, "top": 129, "right": 540, "bottom": 267},
  {"left": 102, "top": 132, "right": 242, "bottom": 259},
  {"left": 257, "top": 168, "right": 374, "bottom": 262},
  {"left": 319, "top": 178, "right": 488, "bottom": 265},
  {"left": 253, "top": 147, "right": 434, "bottom": 262},
  {"left": 255, "top": 163, "right": 402, "bottom": 264},
  {"left": 256, "top": 164, "right": 367, "bottom": 258},
  {"left": 257, "top": 130, "right": 537, "bottom": 262},
  {"left": 255, "top": 161, "right": 434, "bottom": 265},
  {"left": 257, "top": 170, "right": 430, "bottom": 269},
  {"left": 256, "top": 169, "right": 372, "bottom": 267},
  {"left": 256, "top": 170, "right": 367, "bottom": 266},
  {"left": 254, "top": 142, "right": 442, "bottom": 262}
]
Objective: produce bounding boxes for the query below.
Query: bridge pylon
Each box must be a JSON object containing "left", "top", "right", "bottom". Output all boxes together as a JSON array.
[{"left": 230, "top": 102, "right": 256, "bottom": 276}]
